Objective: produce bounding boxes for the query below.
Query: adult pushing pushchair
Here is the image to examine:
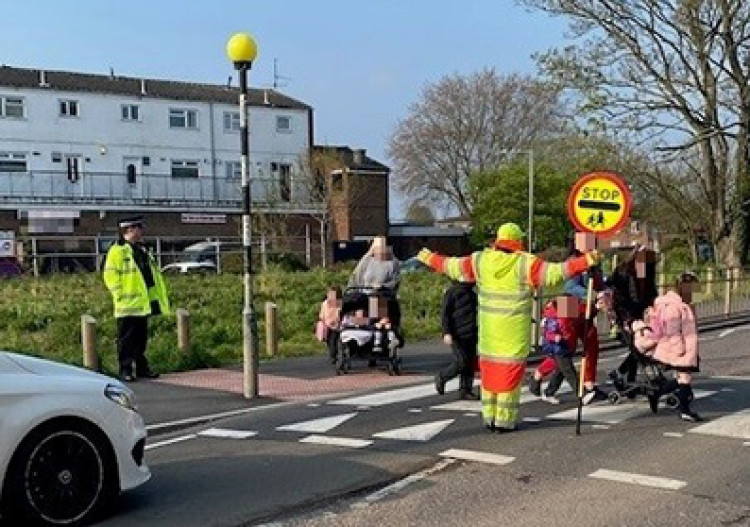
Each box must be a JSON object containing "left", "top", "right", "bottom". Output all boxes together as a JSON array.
[{"left": 336, "top": 236, "right": 404, "bottom": 375}]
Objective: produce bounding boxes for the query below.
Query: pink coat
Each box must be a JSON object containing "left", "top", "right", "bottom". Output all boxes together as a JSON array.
[{"left": 650, "top": 291, "right": 699, "bottom": 369}]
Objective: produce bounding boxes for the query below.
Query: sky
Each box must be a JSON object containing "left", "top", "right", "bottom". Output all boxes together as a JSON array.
[{"left": 1, "top": 0, "right": 569, "bottom": 220}]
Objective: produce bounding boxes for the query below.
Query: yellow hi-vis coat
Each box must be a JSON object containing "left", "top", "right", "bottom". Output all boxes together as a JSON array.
[
  {"left": 103, "top": 242, "right": 170, "bottom": 318},
  {"left": 418, "top": 246, "right": 590, "bottom": 429}
]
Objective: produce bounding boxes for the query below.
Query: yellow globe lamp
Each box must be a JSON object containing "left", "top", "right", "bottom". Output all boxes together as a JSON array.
[{"left": 226, "top": 33, "right": 258, "bottom": 67}]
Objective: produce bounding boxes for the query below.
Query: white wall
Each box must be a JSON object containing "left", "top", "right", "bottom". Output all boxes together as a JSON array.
[{"left": 0, "top": 85, "right": 312, "bottom": 206}]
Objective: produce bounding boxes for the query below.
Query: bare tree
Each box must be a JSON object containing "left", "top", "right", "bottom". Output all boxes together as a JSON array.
[
  {"left": 388, "top": 69, "right": 565, "bottom": 217},
  {"left": 520, "top": 0, "right": 750, "bottom": 265}
]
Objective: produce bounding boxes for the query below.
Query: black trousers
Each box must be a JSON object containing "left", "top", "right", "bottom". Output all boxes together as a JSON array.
[
  {"left": 117, "top": 316, "right": 150, "bottom": 374},
  {"left": 326, "top": 329, "right": 340, "bottom": 361},
  {"left": 617, "top": 331, "right": 639, "bottom": 382},
  {"left": 545, "top": 355, "right": 579, "bottom": 397},
  {"left": 439, "top": 338, "right": 477, "bottom": 391}
]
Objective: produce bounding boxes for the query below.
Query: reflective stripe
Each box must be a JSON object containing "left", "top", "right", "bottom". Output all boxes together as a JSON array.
[
  {"left": 477, "top": 354, "right": 526, "bottom": 365},
  {"left": 478, "top": 304, "right": 529, "bottom": 316},
  {"left": 479, "top": 290, "right": 532, "bottom": 302},
  {"left": 518, "top": 255, "right": 528, "bottom": 288}
]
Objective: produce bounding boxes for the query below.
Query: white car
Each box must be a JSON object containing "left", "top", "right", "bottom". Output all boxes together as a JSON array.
[
  {"left": 0, "top": 352, "right": 150, "bottom": 526},
  {"left": 161, "top": 241, "right": 219, "bottom": 274}
]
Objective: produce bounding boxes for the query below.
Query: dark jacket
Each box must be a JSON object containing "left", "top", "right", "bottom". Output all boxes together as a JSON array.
[
  {"left": 608, "top": 264, "right": 658, "bottom": 326},
  {"left": 441, "top": 282, "right": 478, "bottom": 342}
]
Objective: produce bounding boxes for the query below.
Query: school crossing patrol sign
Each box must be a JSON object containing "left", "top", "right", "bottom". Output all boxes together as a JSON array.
[{"left": 567, "top": 171, "right": 632, "bottom": 237}]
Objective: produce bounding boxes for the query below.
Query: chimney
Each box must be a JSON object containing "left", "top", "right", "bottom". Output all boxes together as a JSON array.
[
  {"left": 263, "top": 89, "right": 270, "bottom": 105},
  {"left": 38, "top": 70, "right": 49, "bottom": 88},
  {"left": 353, "top": 149, "right": 365, "bottom": 165},
  {"left": 140, "top": 79, "right": 147, "bottom": 95}
]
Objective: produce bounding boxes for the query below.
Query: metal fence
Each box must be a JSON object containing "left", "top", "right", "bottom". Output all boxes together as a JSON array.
[{"left": 10, "top": 233, "right": 326, "bottom": 276}]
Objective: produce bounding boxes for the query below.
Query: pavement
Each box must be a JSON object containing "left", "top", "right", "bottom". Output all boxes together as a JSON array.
[{"left": 130, "top": 313, "right": 750, "bottom": 435}]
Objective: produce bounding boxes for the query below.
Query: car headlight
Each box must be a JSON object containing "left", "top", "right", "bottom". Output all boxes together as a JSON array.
[{"left": 105, "top": 383, "right": 139, "bottom": 412}]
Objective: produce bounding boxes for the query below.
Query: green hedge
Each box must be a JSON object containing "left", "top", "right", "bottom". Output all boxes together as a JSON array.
[{"left": 0, "top": 267, "right": 449, "bottom": 376}]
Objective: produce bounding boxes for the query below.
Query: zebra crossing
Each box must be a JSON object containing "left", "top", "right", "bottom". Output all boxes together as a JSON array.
[{"left": 148, "top": 375, "right": 750, "bottom": 455}]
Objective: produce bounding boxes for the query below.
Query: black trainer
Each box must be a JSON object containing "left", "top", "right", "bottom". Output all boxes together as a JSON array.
[
  {"left": 434, "top": 374, "right": 446, "bottom": 395},
  {"left": 528, "top": 377, "right": 541, "bottom": 397}
]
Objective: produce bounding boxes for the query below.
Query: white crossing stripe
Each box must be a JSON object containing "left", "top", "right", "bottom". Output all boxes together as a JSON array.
[
  {"left": 440, "top": 449, "right": 515, "bottom": 466},
  {"left": 198, "top": 428, "right": 258, "bottom": 439},
  {"left": 330, "top": 379, "right": 463, "bottom": 407},
  {"left": 145, "top": 434, "right": 197, "bottom": 451},
  {"left": 373, "top": 419, "right": 455, "bottom": 442},
  {"left": 362, "top": 459, "right": 456, "bottom": 504},
  {"left": 689, "top": 408, "right": 750, "bottom": 440},
  {"left": 589, "top": 468, "right": 686, "bottom": 490},
  {"left": 663, "top": 432, "right": 684, "bottom": 438},
  {"left": 547, "top": 390, "right": 716, "bottom": 425},
  {"left": 431, "top": 384, "right": 573, "bottom": 413},
  {"left": 299, "top": 435, "right": 373, "bottom": 448},
  {"left": 277, "top": 412, "right": 358, "bottom": 434}
]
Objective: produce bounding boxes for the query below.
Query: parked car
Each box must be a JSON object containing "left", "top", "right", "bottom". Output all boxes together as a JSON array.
[
  {"left": 0, "top": 352, "right": 150, "bottom": 526},
  {"left": 161, "top": 241, "right": 221, "bottom": 274}
]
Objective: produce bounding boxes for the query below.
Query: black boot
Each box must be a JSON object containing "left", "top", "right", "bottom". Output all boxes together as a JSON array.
[
  {"left": 676, "top": 385, "right": 702, "bottom": 422},
  {"left": 434, "top": 373, "right": 446, "bottom": 395}
]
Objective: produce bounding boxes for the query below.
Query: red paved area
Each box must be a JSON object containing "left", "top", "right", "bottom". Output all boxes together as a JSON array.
[{"left": 156, "top": 369, "right": 430, "bottom": 401}]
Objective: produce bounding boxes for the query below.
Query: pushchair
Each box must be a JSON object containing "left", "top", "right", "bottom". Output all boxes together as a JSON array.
[
  {"left": 335, "top": 286, "right": 403, "bottom": 375},
  {"left": 606, "top": 330, "right": 680, "bottom": 412}
]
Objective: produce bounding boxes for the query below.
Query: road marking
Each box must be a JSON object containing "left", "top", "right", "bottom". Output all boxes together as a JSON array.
[
  {"left": 744, "top": 442, "right": 750, "bottom": 447},
  {"left": 145, "top": 434, "right": 197, "bottom": 451},
  {"left": 663, "top": 432, "right": 684, "bottom": 438},
  {"left": 523, "top": 417, "right": 542, "bottom": 423},
  {"left": 689, "top": 408, "right": 750, "bottom": 440},
  {"left": 330, "top": 379, "right": 462, "bottom": 407},
  {"left": 198, "top": 428, "right": 258, "bottom": 439},
  {"left": 307, "top": 403, "right": 321, "bottom": 408},
  {"left": 360, "top": 458, "right": 456, "bottom": 505},
  {"left": 440, "top": 448, "right": 515, "bottom": 466},
  {"left": 463, "top": 413, "right": 479, "bottom": 417},
  {"left": 710, "top": 375, "right": 750, "bottom": 381},
  {"left": 431, "top": 385, "right": 573, "bottom": 413},
  {"left": 299, "top": 435, "right": 373, "bottom": 448},
  {"left": 373, "top": 419, "right": 455, "bottom": 442},
  {"left": 277, "top": 412, "right": 358, "bottom": 434},
  {"left": 548, "top": 390, "right": 716, "bottom": 425},
  {"left": 592, "top": 424, "right": 610, "bottom": 430},
  {"left": 146, "top": 400, "right": 295, "bottom": 433},
  {"left": 718, "top": 324, "right": 750, "bottom": 339},
  {"left": 589, "top": 468, "right": 686, "bottom": 490},
  {"left": 356, "top": 405, "right": 372, "bottom": 411},
  {"left": 408, "top": 408, "right": 423, "bottom": 413}
]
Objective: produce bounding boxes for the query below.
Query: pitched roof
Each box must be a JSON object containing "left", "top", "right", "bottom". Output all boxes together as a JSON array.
[
  {"left": 0, "top": 65, "right": 310, "bottom": 109},
  {"left": 313, "top": 145, "right": 390, "bottom": 172}
]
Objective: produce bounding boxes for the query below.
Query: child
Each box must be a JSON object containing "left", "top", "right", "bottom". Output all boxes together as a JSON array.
[
  {"left": 632, "top": 273, "right": 702, "bottom": 421},
  {"left": 318, "top": 286, "right": 342, "bottom": 364},
  {"left": 434, "top": 280, "right": 478, "bottom": 400},
  {"left": 530, "top": 297, "right": 579, "bottom": 404}
]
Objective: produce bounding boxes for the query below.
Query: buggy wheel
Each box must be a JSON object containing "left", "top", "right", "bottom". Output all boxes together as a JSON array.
[
  {"left": 665, "top": 394, "right": 679, "bottom": 409},
  {"left": 608, "top": 391, "right": 622, "bottom": 405}
]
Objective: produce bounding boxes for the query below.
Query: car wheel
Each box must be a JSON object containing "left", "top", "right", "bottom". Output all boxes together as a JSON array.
[{"left": 3, "top": 421, "right": 117, "bottom": 526}]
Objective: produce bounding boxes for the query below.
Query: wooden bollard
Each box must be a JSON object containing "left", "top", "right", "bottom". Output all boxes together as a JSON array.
[
  {"left": 176, "top": 308, "right": 190, "bottom": 354},
  {"left": 265, "top": 302, "right": 278, "bottom": 357},
  {"left": 81, "top": 315, "right": 98, "bottom": 370}
]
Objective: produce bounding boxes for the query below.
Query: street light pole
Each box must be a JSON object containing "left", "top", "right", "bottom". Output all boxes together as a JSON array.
[
  {"left": 527, "top": 150, "right": 534, "bottom": 252},
  {"left": 227, "top": 33, "right": 259, "bottom": 399}
]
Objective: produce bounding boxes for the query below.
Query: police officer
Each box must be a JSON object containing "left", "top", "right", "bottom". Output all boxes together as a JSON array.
[{"left": 103, "top": 216, "right": 170, "bottom": 381}]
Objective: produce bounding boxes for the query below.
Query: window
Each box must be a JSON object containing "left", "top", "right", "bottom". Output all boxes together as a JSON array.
[
  {"left": 169, "top": 108, "right": 198, "bottom": 129},
  {"left": 171, "top": 160, "right": 199, "bottom": 178},
  {"left": 51, "top": 152, "right": 62, "bottom": 163},
  {"left": 331, "top": 173, "right": 343, "bottom": 191},
  {"left": 223, "top": 111, "right": 240, "bottom": 132},
  {"left": 276, "top": 115, "right": 292, "bottom": 133},
  {"left": 225, "top": 161, "right": 241, "bottom": 179},
  {"left": 59, "top": 100, "right": 79, "bottom": 117},
  {"left": 279, "top": 163, "right": 292, "bottom": 202},
  {"left": 121, "top": 104, "right": 140, "bottom": 121},
  {"left": 0, "top": 96, "right": 25, "bottom": 119},
  {"left": 0, "top": 152, "right": 27, "bottom": 172}
]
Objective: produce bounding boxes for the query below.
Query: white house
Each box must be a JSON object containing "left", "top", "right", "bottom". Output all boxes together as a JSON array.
[{"left": 0, "top": 65, "right": 322, "bottom": 243}]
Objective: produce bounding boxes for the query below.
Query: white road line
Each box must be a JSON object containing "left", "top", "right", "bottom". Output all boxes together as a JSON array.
[
  {"left": 373, "top": 419, "right": 455, "bottom": 442},
  {"left": 361, "top": 458, "right": 456, "bottom": 504},
  {"left": 408, "top": 408, "right": 423, "bottom": 413},
  {"left": 440, "top": 448, "right": 515, "bottom": 466},
  {"left": 330, "top": 379, "right": 462, "bottom": 407},
  {"left": 592, "top": 424, "right": 610, "bottom": 430},
  {"left": 719, "top": 328, "right": 738, "bottom": 339},
  {"left": 744, "top": 442, "right": 750, "bottom": 447},
  {"left": 523, "top": 417, "right": 542, "bottom": 423},
  {"left": 146, "top": 400, "right": 295, "bottom": 432},
  {"left": 710, "top": 375, "right": 750, "bottom": 381},
  {"left": 663, "top": 432, "right": 684, "bottom": 438},
  {"left": 589, "top": 468, "right": 686, "bottom": 490},
  {"left": 197, "top": 428, "right": 258, "bottom": 439},
  {"left": 277, "top": 412, "right": 358, "bottom": 434},
  {"left": 463, "top": 413, "right": 479, "bottom": 417},
  {"left": 689, "top": 408, "right": 750, "bottom": 440},
  {"left": 145, "top": 434, "right": 197, "bottom": 451},
  {"left": 299, "top": 435, "right": 373, "bottom": 448}
]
